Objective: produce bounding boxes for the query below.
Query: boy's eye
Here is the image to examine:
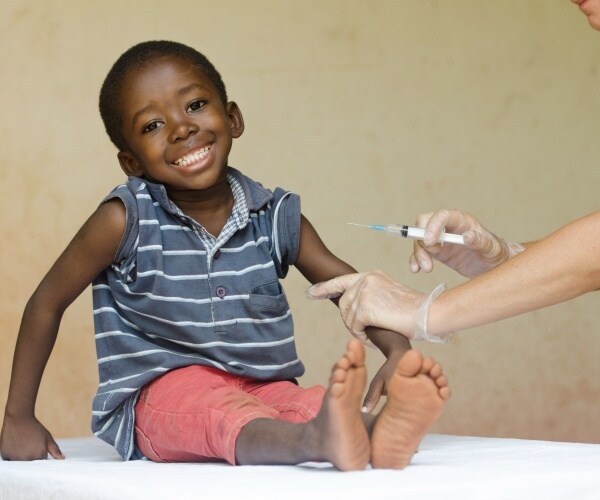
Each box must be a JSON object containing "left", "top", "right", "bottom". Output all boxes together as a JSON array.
[
  {"left": 142, "top": 121, "right": 162, "bottom": 133},
  {"left": 188, "top": 100, "right": 205, "bottom": 112}
]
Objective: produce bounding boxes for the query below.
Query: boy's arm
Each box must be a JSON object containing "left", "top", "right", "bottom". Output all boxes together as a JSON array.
[
  {"left": 0, "top": 199, "right": 126, "bottom": 461},
  {"left": 294, "top": 215, "right": 411, "bottom": 411}
]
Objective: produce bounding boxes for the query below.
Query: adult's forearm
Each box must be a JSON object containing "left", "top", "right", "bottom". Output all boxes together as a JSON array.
[{"left": 427, "top": 212, "right": 600, "bottom": 335}]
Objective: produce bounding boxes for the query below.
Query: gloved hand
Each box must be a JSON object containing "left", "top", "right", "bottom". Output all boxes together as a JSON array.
[
  {"left": 409, "top": 209, "right": 525, "bottom": 278},
  {"left": 306, "top": 271, "right": 451, "bottom": 343}
]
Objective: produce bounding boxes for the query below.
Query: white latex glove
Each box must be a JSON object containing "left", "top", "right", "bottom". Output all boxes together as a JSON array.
[
  {"left": 409, "top": 209, "right": 525, "bottom": 278},
  {"left": 306, "top": 271, "right": 451, "bottom": 343}
]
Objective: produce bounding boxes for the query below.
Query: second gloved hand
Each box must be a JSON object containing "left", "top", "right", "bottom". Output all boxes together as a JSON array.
[{"left": 409, "top": 209, "right": 525, "bottom": 278}]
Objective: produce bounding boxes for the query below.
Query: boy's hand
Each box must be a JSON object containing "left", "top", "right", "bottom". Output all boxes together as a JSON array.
[
  {"left": 360, "top": 326, "right": 411, "bottom": 412},
  {"left": 362, "top": 349, "right": 404, "bottom": 413},
  {"left": 0, "top": 414, "right": 64, "bottom": 461}
]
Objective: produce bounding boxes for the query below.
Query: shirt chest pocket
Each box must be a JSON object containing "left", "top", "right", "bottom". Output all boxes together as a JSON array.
[{"left": 248, "top": 280, "right": 290, "bottom": 315}]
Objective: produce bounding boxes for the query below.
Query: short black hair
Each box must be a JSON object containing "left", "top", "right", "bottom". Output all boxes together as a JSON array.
[{"left": 99, "top": 40, "right": 228, "bottom": 151}]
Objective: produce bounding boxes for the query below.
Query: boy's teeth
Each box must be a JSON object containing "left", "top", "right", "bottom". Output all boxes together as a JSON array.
[{"left": 174, "top": 145, "right": 211, "bottom": 166}]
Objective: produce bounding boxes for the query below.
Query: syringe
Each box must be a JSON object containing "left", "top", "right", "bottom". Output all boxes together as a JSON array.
[{"left": 348, "top": 222, "right": 465, "bottom": 245}]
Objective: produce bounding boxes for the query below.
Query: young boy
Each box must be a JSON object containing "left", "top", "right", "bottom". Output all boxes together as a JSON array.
[{"left": 0, "top": 41, "right": 449, "bottom": 470}]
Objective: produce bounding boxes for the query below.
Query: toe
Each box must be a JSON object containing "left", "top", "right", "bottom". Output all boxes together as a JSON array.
[
  {"left": 421, "top": 356, "right": 434, "bottom": 374},
  {"left": 429, "top": 363, "right": 443, "bottom": 379},
  {"left": 397, "top": 350, "right": 423, "bottom": 377}
]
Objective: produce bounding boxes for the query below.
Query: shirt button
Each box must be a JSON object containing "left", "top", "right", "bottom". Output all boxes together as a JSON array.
[
  {"left": 214, "top": 249, "right": 221, "bottom": 259},
  {"left": 216, "top": 286, "right": 227, "bottom": 299}
]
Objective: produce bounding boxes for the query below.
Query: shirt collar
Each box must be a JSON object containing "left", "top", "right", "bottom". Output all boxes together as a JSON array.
[{"left": 130, "top": 166, "right": 273, "bottom": 217}]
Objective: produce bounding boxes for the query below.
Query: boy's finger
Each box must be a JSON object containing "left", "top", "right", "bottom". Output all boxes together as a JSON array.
[
  {"left": 362, "top": 378, "right": 384, "bottom": 414},
  {"left": 47, "top": 440, "right": 65, "bottom": 460}
]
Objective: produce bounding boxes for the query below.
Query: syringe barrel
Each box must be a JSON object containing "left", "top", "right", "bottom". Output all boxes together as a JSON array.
[{"left": 385, "top": 224, "right": 464, "bottom": 245}]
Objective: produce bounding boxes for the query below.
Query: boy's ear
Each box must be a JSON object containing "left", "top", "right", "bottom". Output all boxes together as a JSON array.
[
  {"left": 117, "top": 151, "right": 143, "bottom": 177},
  {"left": 226, "top": 101, "right": 244, "bottom": 138}
]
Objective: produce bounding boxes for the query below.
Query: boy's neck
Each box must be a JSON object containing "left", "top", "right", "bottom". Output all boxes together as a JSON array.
[{"left": 166, "top": 178, "right": 234, "bottom": 237}]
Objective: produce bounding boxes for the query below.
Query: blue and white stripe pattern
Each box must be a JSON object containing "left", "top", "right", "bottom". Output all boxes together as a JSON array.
[{"left": 90, "top": 168, "right": 303, "bottom": 460}]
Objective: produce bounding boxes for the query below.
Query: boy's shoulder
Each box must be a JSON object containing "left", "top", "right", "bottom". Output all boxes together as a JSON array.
[
  {"left": 102, "top": 177, "right": 170, "bottom": 209},
  {"left": 102, "top": 177, "right": 145, "bottom": 199},
  {"left": 228, "top": 167, "right": 297, "bottom": 211}
]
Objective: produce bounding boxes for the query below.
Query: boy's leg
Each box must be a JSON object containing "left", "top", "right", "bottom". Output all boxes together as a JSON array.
[
  {"left": 370, "top": 349, "right": 450, "bottom": 469},
  {"left": 245, "top": 381, "right": 326, "bottom": 423},
  {"left": 134, "top": 365, "right": 281, "bottom": 464},
  {"left": 234, "top": 339, "right": 370, "bottom": 471}
]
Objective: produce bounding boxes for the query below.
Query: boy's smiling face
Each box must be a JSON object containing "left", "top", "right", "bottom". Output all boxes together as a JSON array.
[{"left": 116, "top": 55, "right": 243, "bottom": 194}]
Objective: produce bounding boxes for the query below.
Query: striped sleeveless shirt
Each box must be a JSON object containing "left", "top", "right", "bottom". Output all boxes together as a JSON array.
[{"left": 91, "top": 167, "right": 303, "bottom": 459}]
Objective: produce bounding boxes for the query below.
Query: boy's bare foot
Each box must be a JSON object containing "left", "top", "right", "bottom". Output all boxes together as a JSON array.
[
  {"left": 371, "top": 349, "right": 450, "bottom": 469},
  {"left": 313, "top": 339, "right": 370, "bottom": 471}
]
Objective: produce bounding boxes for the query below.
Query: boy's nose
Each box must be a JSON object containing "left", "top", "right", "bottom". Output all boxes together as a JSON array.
[{"left": 170, "top": 119, "right": 199, "bottom": 142}]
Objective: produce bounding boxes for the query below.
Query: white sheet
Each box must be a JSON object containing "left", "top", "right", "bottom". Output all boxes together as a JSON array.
[{"left": 1, "top": 434, "right": 599, "bottom": 499}]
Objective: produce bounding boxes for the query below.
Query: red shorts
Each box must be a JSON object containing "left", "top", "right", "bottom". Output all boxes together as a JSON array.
[{"left": 134, "top": 365, "right": 325, "bottom": 465}]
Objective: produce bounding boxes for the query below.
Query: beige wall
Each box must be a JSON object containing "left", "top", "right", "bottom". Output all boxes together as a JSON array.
[{"left": 1, "top": 0, "right": 599, "bottom": 444}]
